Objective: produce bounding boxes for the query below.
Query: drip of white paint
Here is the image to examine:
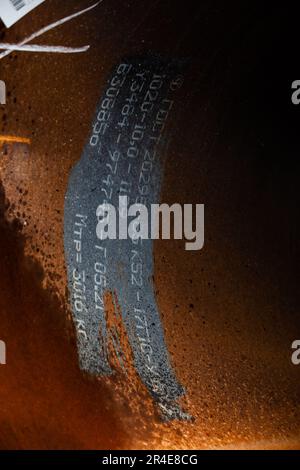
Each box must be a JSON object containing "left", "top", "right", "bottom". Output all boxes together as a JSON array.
[
  {"left": 0, "top": 43, "right": 90, "bottom": 54},
  {"left": 0, "top": 1, "right": 102, "bottom": 60}
]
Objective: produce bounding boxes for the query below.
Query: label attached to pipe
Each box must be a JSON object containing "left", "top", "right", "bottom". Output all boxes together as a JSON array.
[{"left": 0, "top": 0, "right": 45, "bottom": 28}]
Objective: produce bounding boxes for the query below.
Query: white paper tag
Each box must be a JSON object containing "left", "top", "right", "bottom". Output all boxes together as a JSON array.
[{"left": 0, "top": 0, "right": 45, "bottom": 28}]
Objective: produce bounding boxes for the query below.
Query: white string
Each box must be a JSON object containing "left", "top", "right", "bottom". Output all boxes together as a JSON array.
[
  {"left": 0, "top": 1, "right": 102, "bottom": 60},
  {"left": 0, "top": 43, "right": 90, "bottom": 53}
]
